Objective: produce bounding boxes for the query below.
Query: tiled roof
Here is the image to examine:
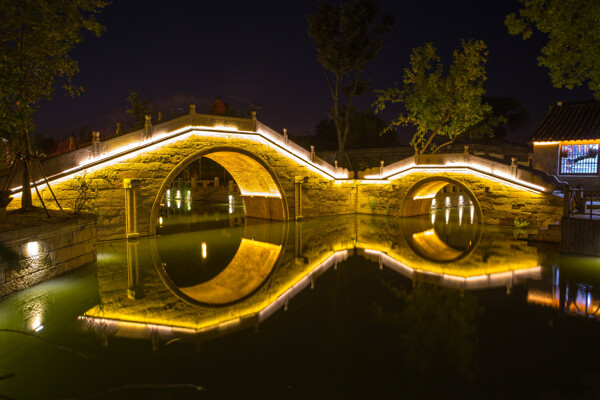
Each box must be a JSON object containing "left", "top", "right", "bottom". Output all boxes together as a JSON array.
[{"left": 530, "top": 100, "right": 600, "bottom": 142}]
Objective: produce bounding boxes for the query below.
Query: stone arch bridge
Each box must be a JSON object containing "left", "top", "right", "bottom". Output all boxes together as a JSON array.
[{"left": 3, "top": 106, "right": 563, "bottom": 240}]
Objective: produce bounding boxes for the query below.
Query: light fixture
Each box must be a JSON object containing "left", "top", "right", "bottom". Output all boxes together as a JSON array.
[{"left": 26, "top": 241, "right": 40, "bottom": 257}]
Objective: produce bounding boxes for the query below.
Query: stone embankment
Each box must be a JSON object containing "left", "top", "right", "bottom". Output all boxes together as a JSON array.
[{"left": 0, "top": 208, "right": 96, "bottom": 298}]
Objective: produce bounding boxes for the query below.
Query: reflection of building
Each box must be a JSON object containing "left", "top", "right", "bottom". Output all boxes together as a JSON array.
[
  {"left": 531, "top": 100, "right": 600, "bottom": 191},
  {"left": 528, "top": 264, "right": 600, "bottom": 319}
]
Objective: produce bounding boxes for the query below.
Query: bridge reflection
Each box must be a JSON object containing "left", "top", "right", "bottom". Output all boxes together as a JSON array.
[{"left": 80, "top": 212, "right": 600, "bottom": 347}]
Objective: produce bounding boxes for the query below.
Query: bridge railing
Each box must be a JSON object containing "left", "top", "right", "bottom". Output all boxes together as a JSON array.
[
  {"left": 564, "top": 186, "right": 600, "bottom": 219},
  {"left": 256, "top": 122, "right": 350, "bottom": 178},
  {"left": 360, "top": 152, "right": 555, "bottom": 192}
]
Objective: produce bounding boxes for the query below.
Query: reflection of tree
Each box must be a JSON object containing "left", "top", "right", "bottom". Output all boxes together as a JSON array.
[{"left": 375, "top": 282, "right": 482, "bottom": 379}]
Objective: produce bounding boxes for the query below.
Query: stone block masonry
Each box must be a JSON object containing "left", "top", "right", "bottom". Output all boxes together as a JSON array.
[{"left": 0, "top": 210, "right": 96, "bottom": 298}]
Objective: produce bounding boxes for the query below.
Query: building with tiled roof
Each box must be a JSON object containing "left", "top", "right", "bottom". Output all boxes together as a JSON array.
[{"left": 531, "top": 100, "right": 600, "bottom": 190}]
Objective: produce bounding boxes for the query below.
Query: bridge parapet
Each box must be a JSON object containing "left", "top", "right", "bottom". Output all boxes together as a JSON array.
[
  {"left": 1, "top": 109, "right": 350, "bottom": 192},
  {"left": 359, "top": 152, "right": 555, "bottom": 193}
]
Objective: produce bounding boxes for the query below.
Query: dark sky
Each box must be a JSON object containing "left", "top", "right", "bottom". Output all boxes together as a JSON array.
[{"left": 33, "top": 0, "right": 590, "bottom": 145}]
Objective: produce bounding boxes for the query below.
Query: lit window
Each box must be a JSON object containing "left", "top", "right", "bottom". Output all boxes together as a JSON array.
[{"left": 559, "top": 144, "right": 598, "bottom": 175}]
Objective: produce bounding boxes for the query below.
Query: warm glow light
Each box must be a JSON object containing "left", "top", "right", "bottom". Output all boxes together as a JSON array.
[
  {"left": 159, "top": 216, "right": 163, "bottom": 225},
  {"left": 414, "top": 194, "right": 436, "bottom": 200},
  {"left": 176, "top": 200, "right": 181, "bottom": 209},
  {"left": 445, "top": 197, "right": 450, "bottom": 208},
  {"left": 201, "top": 242, "right": 207, "bottom": 259},
  {"left": 445, "top": 208, "right": 450, "bottom": 224},
  {"left": 239, "top": 191, "right": 282, "bottom": 198},
  {"left": 370, "top": 164, "right": 547, "bottom": 194},
  {"left": 30, "top": 314, "right": 43, "bottom": 332},
  {"left": 533, "top": 141, "right": 560, "bottom": 145},
  {"left": 431, "top": 211, "right": 436, "bottom": 224},
  {"left": 9, "top": 123, "right": 349, "bottom": 197},
  {"left": 26, "top": 241, "right": 40, "bottom": 257}
]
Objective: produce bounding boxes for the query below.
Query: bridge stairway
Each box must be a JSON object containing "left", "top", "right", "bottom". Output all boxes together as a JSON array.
[{"left": 530, "top": 221, "right": 561, "bottom": 244}]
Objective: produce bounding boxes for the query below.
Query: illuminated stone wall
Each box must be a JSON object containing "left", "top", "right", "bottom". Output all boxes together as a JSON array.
[
  {"left": 0, "top": 214, "right": 96, "bottom": 298},
  {"left": 356, "top": 171, "right": 563, "bottom": 228},
  {"left": 20, "top": 136, "right": 355, "bottom": 240}
]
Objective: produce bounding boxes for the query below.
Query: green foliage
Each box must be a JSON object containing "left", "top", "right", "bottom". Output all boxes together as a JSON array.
[
  {"left": 126, "top": 90, "right": 153, "bottom": 129},
  {"left": 373, "top": 40, "right": 491, "bottom": 154},
  {"left": 506, "top": 0, "right": 600, "bottom": 99},
  {"left": 513, "top": 217, "right": 530, "bottom": 229},
  {"left": 0, "top": 0, "right": 108, "bottom": 208},
  {"left": 308, "top": 0, "right": 394, "bottom": 164},
  {"left": 367, "top": 197, "right": 377, "bottom": 212},
  {"left": 0, "top": 0, "right": 108, "bottom": 149},
  {"left": 72, "top": 172, "right": 97, "bottom": 215},
  {"left": 314, "top": 108, "right": 397, "bottom": 150},
  {"left": 462, "top": 96, "right": 530, "bottom": 143}
]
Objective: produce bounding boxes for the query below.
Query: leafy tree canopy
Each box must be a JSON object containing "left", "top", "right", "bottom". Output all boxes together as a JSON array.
[
  {"left": 0, "top": 0, "right": 107, "bottom": 208},
  {"left": 308, "top": 0, "right": 394, "bottom": 164},
  {"left": 0, "top": 0, "right": 108, "bottom": 148},
  {"left": 373, "top": 40, "right": 491, "bottom": 154},
  {"left": 314, "top": 108, "right": 397, "bottom": 150},
  {"left": 462, "top": 96, "right": 530, "bottom": 143},
  {"left": 506, "top": 0, "right": 600, "bottom": 99}
]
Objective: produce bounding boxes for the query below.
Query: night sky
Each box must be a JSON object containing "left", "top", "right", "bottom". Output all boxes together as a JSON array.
[{"left": 33, "top": 0, "right": 590, "bottom": 145}]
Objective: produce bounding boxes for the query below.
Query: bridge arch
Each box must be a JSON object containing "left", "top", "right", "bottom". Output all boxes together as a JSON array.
[
  {"left": 401, "top": 176, "right": 484, "bottom": 222},
  {"left": 149, "top": 146, "right": 290, "bottom": 236}
]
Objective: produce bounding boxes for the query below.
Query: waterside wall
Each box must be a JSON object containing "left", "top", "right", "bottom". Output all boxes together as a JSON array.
[{"left": 0, "top": 213, "right": 96, "bottom": 298}]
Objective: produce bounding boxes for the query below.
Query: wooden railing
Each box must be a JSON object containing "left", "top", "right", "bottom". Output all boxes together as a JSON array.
[{"left": 564, "top": 185, "right": 600, "bottom": 219}]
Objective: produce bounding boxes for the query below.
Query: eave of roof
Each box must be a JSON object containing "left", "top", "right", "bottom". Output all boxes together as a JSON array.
[{"left": 530, "top": 100, "right": 600, "bottom": 142}]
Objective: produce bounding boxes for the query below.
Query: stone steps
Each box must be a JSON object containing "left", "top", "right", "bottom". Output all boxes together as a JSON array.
[{"left": 530, "top": 221, "right": 561, "bottom": 243}]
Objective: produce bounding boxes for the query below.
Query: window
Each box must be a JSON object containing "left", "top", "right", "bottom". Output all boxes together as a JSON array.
[{"left": 559, "top": 144, "right": 598, "bottom": 175}]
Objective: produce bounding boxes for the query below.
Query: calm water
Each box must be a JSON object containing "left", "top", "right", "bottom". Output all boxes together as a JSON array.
[{"left": 1, "top": 204, "right": 600, "bottom": 399}]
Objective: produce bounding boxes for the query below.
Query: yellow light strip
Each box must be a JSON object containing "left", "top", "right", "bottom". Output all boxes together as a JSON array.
[
  {"left": 413, "top": 194, "right": 436, "bottom": 200},
  {"left": 364, "top": 248, "right": 542, "bottom": 282},
  {"left": 533, "top": 141, "right": 560, "bottom": 145},
  {"left": 363, "top": 162, "right": 416, "bottom": 179},
  {"left": 10, "top": 125, "right": 348, "bottom": 197},
  {"left": 385, "top": 165, "right": 546, "bottom": 193}
]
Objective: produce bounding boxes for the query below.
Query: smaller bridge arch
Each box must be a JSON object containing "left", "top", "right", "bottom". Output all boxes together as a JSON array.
[
  {"left": 149, "top": 146, "right": 289, "bottom": 235},
  {"left": 402, "top": 176, "right": 483, "bottom": 222}
]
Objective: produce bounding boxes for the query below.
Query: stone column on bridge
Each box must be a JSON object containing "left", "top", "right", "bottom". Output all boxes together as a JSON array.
[
  {"left": 144, "top": 115, "right": 153, "bottom": 141},
  {"left": 251, "top": 111, "right": 257, "bottom": 132},
  {"left": 295, "top": 176, "right": 306, "bottom": 220},
  {"left": 124, "top": 178, "right": 141, "bottom": 240},
  {"left": 92, "top": 131, "right": 100, "bottom": 158}
]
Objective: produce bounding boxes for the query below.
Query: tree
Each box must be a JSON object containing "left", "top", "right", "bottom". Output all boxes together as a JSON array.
[
  {"left": 0, "top": 0, "right": 108, "bottom": 209},
  {"left": 462, "top": 96, "right": 530, "bottom": 143},
  {"left": 126, "top": 90, "right": 153, "bottom": 129},
  {"left": 506, "top": 0, "right": 600, "bottom": 99},
  {"left": 314, "top": 108, "right": 397, "bottom": 150},
  {"left": 373, "top": 40, "right": 491, "bottom": 154},
  {"left": 308, "top": 0, "right": 394, "bottom": 166}
]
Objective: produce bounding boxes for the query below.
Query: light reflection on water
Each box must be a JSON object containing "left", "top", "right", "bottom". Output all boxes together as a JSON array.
[{"left": 2, "top": 204, "right": 600, "bottom": 398}]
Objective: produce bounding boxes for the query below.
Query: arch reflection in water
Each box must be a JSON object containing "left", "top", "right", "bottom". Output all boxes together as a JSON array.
[
  {"left": 403, "top": 206, "right": 482, "bottom": 263},
  {"left": 152, "top": 218, "right": 286, "bottom": 306}
]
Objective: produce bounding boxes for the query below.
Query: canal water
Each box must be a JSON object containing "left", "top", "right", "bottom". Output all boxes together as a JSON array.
[{"left": 1, "top": 203, "right": 600, "bottom": 399}]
